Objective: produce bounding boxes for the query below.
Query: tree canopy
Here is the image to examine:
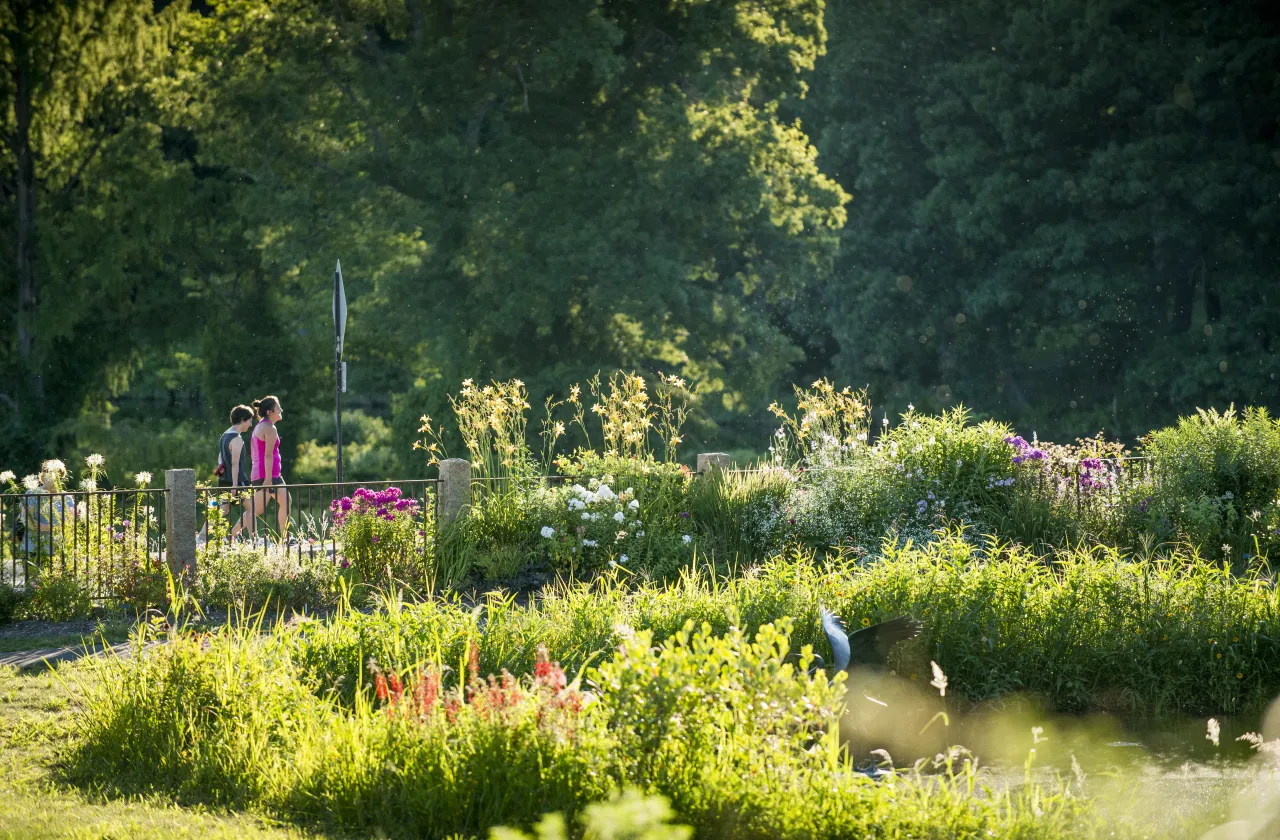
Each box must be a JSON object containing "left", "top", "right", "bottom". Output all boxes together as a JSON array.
[{"left": 1, "top": 0, "right": 1276, "bottom": 476}]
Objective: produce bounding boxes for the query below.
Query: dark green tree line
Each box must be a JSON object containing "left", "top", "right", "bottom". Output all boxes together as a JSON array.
[
  {"left": 2, "top": 0, "right": 1278, "bottom": 477},
  {"left": 803, "top": 0, "right": 1280, "bottom": 438}
]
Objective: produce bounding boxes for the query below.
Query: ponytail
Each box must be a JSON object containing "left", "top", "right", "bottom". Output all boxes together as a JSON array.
[{"left": 253, "top": 395, "right": 280, "bottom": 420}]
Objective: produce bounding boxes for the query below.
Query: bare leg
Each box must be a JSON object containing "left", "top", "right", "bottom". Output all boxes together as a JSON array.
[{"left": 276, "top": 488, "right": 291, "bottom": 541}]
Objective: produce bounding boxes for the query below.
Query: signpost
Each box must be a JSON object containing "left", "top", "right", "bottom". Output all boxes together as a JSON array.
[{"left": 334, "top": 260, "right": 348, "bottom": 484}]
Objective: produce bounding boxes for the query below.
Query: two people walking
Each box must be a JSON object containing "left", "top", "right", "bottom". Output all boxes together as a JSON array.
[{"left": 215, "top": 396, "right": 291, "bottom": 542}]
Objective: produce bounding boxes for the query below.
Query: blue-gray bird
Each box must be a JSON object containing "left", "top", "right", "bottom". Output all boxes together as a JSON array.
[{"left": 811, "top": 608, "right": 922, "bottom": 674}]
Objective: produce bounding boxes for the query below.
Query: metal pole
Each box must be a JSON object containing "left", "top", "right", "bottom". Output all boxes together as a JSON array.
[{"left": 336, "top": 339, "right": 344, "bottom": 485}]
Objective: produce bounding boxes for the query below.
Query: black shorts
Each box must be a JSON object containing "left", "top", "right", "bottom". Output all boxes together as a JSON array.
[{"left": 250, "top": 477, "right": 286, "bottom": 488}]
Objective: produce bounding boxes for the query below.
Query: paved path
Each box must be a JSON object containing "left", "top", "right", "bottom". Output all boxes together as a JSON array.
[{"left": 0, "top": 641, "right": 138, "bottom": 671}]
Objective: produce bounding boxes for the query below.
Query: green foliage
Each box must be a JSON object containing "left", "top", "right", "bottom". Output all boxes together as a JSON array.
[
  {"left": 1136, "top": 407, "right": 1280, "bottom": 559},
  {"left": 69, "top": 593, "right": 1098, "bottom": 839},
  {"left": 293, "top": 410, "right": 400, "bottom": 484},
  {"left": 490, "top": 789, "right": 691, "bottom": 840},
  {"left": 0, "top": 584, "right": 31, "bottom": 625},
  {"left": 286, "top": 536, "right": 1280, "bottom": 718},
  {"left": 330, "top": 486, "right": 431, "bottom": 587},
  {"left": 803, "top": 0, "right": 1280, "bottom": 439},
  {"left": 195, "top": 543, "right": 339, "bottom": 612},
  {"left": 23, "top": 567, "right": 93, "bottom": 621}
]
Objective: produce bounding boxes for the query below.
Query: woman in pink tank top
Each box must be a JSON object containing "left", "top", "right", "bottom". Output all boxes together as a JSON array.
[{"left": 241, "top": 395, "right": 292, "bottom": 541}]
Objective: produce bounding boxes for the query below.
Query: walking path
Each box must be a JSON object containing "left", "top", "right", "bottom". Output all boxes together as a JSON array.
[{"left": 0, "top": 640, "right": 137, "bottom": 671}]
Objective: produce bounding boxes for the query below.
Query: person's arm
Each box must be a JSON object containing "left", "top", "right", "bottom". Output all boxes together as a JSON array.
[
  {"left": 229, "top": 436, "right": 243, "bottom": 488},
  {"left": 263, "top": 425, "right": 278, "bottom": 485}
]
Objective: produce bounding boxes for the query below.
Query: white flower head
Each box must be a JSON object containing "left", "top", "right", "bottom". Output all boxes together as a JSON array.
[
  {"left": 540, "top": 526, "right": 556, "bottom": 539},
  {"left": 613, "top": 511, "right": 625, "bottom": 523},
  {"left": 619, "top": 554, "right": 629, "bottom": 563},
  {"left": 682, "top": 534, "right": 692, "bottom": 544},
  {"left": 595, "top": 484, "right": 616, "bottom": 502},
  {"left": 582, "top": 539, "right": 598, "bottom": 548},
  {"left": 134, "top": 471, "right": 153, "bottom": 487},
  {"left": 1207, "top": 718, "right": 1221, "bottom": 748},
  {"left": 0, "top": 470, "right": 15, "bottom": 484},
  {"left": 41, "top": 459, "right": 67, "bottom": 476},
  {"left": 85, "top": 453, "right": 105, "bottom": 469},
  {"left": 78, "top": 478, "right": 98, "bottom": 491},
  {"left": 582, "top": 512, "right": 591, "bottom": 520},
  {"left": 22, "top": 474, "right": 40, "bottom": 491},
  {"left": 568, "top": 498, "right": 586, "bottom": 511},
  {"left": 628, "top": 499, "right": 639, "bottom": 510},
  {"left": 929, "top": 661, "right": 948, "bottom": 697},
  {"left": 907, "top": 403, "right": 915, "bottom": 411}
]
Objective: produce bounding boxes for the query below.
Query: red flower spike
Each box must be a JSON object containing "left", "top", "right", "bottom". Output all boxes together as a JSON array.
[
  {"left": 388, "top": 673, "right": 404, "bottom": 704},
  {"left": 375, "top": 673, "right": 389, "bottom": 703}
]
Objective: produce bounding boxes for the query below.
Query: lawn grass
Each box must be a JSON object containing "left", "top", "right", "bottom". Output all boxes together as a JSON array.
[{"left": 0, "top": 664, "right": 323, "bottom": 839}]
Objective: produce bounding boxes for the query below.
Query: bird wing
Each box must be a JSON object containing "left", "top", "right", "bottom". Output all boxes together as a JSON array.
[
  {"left": 846, "top": 616, "right": 923, "bottom": 668},
  {"left": 820, "top": 608, "right": 851, "bottom": 673}
]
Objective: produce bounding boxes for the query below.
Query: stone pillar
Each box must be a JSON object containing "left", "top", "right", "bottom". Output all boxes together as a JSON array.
[
  {"left": 697, "top": 452, "right": 731, "bottom": 475},
  {"left": 437, "top": 459, "right": 473, "bottom": 525},
  {"left": 164, "top": 468, "right": 197, "bottom": 578}
]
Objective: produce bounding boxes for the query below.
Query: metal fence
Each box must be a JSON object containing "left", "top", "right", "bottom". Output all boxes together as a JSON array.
[
  {"left": 1, "top": 488, "right": 168, "bottom": 598},
  {"left": 193, "top": 479, "right": 439, "bottom": 565}
]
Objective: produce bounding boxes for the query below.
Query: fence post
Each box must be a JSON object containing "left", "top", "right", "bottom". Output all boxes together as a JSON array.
[
  {"left": 696, "top": 452, "right": 731, "bottom": 475},
  {"left": 438, "top": 459, "right": 473, "bottom": 525},
  {"left": 164, "top": 468, "right": 197, "bottom": 579}
]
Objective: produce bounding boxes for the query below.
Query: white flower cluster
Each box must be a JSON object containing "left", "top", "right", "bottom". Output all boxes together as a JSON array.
[
  {"left": 135, "top": 471, "right": 153, "bottom": 487},
  {"left": 85, "top": 453, "right": 105, "bottom": 469},
  {"left": 0, "top": 470, "right": 15, "bottom": 485}
]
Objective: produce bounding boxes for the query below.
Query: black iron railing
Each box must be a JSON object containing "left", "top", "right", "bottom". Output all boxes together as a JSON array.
[
  {"left": 194, "top": 479, "right": 439, "bottom": 564},
  {"left": 0, "top": 488, "right": 168, "bottom": 599}
]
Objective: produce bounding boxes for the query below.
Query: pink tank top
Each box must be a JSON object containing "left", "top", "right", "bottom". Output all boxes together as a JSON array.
[{"left": 250, "top": 419, "right": 281, "bottom": 481}]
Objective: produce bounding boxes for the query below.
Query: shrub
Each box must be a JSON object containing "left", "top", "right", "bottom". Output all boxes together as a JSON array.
[
  {"left": 70, "top": 602, "right": 1095, "bottom": 839},
  {"left": 0, "top": 584, "right": 31, "bottom": 624},
  {"left": 287, "top": 535, "right": 1280, "bottom": 717},
  {"left": 24, "top": 567, "right": 94, "bottom": 621},
  {"left": 330, "top": 486, "right": 430, "bottom": 584},
  {"left": 1136, "top": 407, "right": 1280, "bottom": 560},
  {"left": 196, "top": 543, "right": 340, "bottom": 611}
]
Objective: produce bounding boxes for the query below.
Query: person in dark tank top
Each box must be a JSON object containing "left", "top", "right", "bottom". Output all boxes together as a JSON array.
[{"left": 202, "top": 404, "right": 254, "bottom": 542}]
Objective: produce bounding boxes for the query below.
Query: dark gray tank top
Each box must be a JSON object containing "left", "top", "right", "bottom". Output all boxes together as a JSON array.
[{"left": 219, "top": 429, "right": 251, "bottom": 486}]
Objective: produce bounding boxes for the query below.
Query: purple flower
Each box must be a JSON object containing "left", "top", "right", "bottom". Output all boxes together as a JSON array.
[
  {"left": 1081, "top": 457, "right": 1103, "bottom": 471},
  {"left": 1004, "top": 435, "right": 1029, "bottom": 450},
  {"left": 680, "top": 512, "right": 690, "bottom": 519},
  {"left": 372, "top": 535, "right": 380, "bottom": 543},
  {"left": 1029, "top": 449, "right": 1046, "bottom": 460},
  {"left": 340, "top": 560, "right": 350, "bottom": 569}
]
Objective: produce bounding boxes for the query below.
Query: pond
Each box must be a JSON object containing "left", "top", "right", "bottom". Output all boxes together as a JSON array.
[{"left": 840, "top": 670, "right": 1279, "bottom": 837}]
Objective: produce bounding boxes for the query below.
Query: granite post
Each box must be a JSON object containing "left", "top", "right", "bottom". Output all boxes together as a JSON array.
[
  {"left": 164, "top": 468, "right": 197, "bottom": 578},
  {"left": 437, "top": 458, "right": 473, "bottom": 525}
]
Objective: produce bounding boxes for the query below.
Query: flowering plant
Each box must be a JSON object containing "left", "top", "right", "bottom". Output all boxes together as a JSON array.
[
  {"left": 539, "top": 477, "right": 693, "bottom": 577},
  {"left": 370, "top": 643, "right": 588, "bottom": 736},
  {"left": 330, "top": 486, "right": 428, "bottom": 583}
]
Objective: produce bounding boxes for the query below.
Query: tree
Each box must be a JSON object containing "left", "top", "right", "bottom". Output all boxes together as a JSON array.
[
  {"left": 0, "top": 0, "right": 184, "bottom": 454},
  {"left": 175, "top": 0, "right": 849, "bottom": 455},
  {"left": 804, "top": 0, "right": 1280, "bottom": 438}
]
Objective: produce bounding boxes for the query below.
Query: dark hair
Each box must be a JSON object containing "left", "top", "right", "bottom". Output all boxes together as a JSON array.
[
  {"left": 229, "top": 405, "right": 254, "bottom": 425},
  {"left": 252, "top": 395, "right": 280, "bottom": 420}
]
